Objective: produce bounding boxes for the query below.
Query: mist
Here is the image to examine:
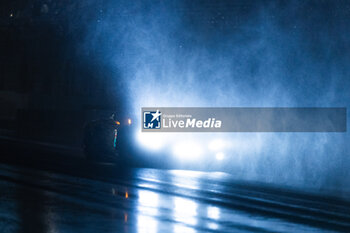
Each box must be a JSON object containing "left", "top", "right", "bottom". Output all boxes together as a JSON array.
[{"left": 80, "top": 0, "right": 350, "bottom": 194}]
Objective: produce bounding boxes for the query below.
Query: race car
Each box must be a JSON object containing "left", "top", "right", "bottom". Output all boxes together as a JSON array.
[{"left": 83, "top": 114, "right": 132, "bottom": 163}]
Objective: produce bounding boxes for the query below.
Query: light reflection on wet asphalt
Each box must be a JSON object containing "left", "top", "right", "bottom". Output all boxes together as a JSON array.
[{"left": 0, "top": 163, "right": 348, "bottom": 233}]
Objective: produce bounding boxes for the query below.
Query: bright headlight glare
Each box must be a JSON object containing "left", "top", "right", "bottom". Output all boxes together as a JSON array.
[
  {"left": 215, "top": 152, "right": 225, "bottom": 160},
  {"left": 209, "top": 139, "right": 226, "bottom": 151},
  {"left": 172, "top": 142, "right": 203, "bottom": 160},
  {"left": 137, "top": 132, "right": 164, "bottom": 151}
]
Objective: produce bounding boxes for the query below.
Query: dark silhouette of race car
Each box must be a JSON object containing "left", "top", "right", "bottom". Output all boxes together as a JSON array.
[{"left": 83, "top": 114, "right": 132, "bottom": 163}]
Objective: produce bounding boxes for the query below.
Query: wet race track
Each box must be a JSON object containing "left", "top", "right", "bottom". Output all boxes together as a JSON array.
[{"left": 0, "top": 139, "right": 349, "bottom": 233}]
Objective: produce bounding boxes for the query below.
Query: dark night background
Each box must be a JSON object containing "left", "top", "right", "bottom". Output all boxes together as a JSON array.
[{"left": 0, "top": 0, "right": 349, "bottom": 194}]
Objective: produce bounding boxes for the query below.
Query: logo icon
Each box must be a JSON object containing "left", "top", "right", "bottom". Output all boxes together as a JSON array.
[{"left": 143, "top": 110, "right": 162, "bottom": 129}]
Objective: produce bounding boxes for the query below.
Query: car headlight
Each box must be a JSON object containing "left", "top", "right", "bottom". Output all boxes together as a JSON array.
[{"left": 172, "top": 142, "right": 203, "bottom": 160}]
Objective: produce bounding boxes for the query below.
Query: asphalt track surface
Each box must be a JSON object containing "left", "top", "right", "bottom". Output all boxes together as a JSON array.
[{"left": 0, "top": 138, "right": 349, "bottom": 233}]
